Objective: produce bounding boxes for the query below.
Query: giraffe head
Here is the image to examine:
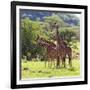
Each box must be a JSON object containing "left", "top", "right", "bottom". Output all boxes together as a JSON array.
[{"left": 36, "top": 35, "right": 48, "bottom": 47}]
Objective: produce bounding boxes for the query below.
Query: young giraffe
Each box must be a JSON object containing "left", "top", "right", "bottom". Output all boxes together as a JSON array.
[{"left": 37, "top": 36, "right": 58, "bottom": 68}]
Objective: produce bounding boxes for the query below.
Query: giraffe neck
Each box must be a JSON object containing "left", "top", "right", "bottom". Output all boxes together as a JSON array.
[
  {"left": 40, "top": 38, "right": 56, "bottom": 47},
  {"left": 56, "top": 29, "right": 67, "bottom": 49},
  {"left": 56, "top": 29, "right": 61, "bottom": 46},
  {"left": 39, "top": 38, "right": 56, "bottom": 50}
]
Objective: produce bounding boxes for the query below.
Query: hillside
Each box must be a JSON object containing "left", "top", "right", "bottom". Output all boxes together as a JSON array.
[{"left": 20, "top": 9, "right": 80, "bottom": 26}]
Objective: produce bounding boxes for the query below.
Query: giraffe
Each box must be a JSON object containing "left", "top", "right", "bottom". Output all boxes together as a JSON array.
[
  {"left": 37, "top": 36, "right": 72, "bottom": 68},
  {"left": 55, "top": 25, "right": 66, "bottom": 68},
  {"left": 59, "top": 37, "right": 72, "bottom": 67},
  {"left": 37, "top": 36, "right": 58, "bottom": 68},
  {"left": 55, "top": 23, "right": 72, "bottom": 68}
]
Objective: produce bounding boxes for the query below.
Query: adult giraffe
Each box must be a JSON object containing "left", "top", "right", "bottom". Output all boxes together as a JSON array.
[
  {"left": 55, "top": 23, "right": 72, "bottom": 68},
  {"left": 59, "top": 37, "right": 72, "bottom": 67}
]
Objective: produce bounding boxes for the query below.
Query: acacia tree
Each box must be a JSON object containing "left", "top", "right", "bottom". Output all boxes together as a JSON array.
[
  {"left": 43, "top": 14, "right": 68, "bottom": 42},
  {"left": 59, "top": 28, "right": 77, "bottom": 43},
  {"left": 44, "top": 14, "right": 78, "bottom": 43}
]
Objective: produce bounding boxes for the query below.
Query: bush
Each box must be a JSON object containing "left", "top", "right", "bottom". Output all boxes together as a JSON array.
[{"left": 26, "top": 52, "right": 31, "bottom": 61}]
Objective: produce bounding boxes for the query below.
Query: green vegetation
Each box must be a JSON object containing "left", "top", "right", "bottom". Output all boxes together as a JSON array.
[{"left": 21, "top": 59, "right": 80, "bottom": 79}]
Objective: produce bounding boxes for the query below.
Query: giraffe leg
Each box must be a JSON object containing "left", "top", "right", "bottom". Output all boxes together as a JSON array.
[
  {"left": 62, "top": 57, "right": 66, "bottom": 68},
  {"left": 50, "top": 60, "right": 52, "bottom": 69},
  {"left": 69, "top": 57, "right": 72, "bottom": 68},
  {"left": 68, "top": 52, "right": 72, "bottom": 68},
  {"left": 69, "top": 48, "right": 72, "bottom": 68},
  {"left": 54, "top": 60, "right": 56, "bottom": 68},
  {"left": 48, "top": 60, "right": 50, "bottom": 68},
  {"left": 63, "top": 57, "right": 66, "bottom": 68},
  {"left": 62, "top": 59, "right": 64, "bottom": 68},
  {"left": 48, "top": 59, "right": 51, "bottom": 68},
  {"left": 56, "top": 56, "right": 60, "bottom": 69},
  {"left": 45, "top": 56, "right": 47, "bottom": 68}
]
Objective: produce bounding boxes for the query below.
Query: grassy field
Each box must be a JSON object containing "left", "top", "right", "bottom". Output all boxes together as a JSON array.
[{"left": 21, "top": 59, "right": 80, "bottom": 79}]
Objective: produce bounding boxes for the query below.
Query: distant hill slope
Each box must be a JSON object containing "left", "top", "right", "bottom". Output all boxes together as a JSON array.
[{"left": 20, "top": 9, "right": 80, "bottom": 26}]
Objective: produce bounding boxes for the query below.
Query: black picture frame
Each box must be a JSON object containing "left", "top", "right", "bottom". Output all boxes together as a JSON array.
[{"left": 11, "top": 1, "right": 88, "bottom": 89}]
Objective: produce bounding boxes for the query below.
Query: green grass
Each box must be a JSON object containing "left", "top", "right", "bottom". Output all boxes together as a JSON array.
[
  {"left": 70, "top": 41, "right": 80, "bottom": 53},
  {"left": 21, "top": 59, "right": 80, "bottom": 79}
]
